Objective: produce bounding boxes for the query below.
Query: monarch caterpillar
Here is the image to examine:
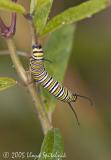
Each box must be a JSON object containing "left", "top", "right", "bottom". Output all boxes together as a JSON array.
[{"left": 30, "top": 44, "right": 93, "bottom": 125}]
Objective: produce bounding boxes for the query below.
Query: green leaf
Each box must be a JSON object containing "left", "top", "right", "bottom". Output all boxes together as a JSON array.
[
  {"left": 40, "top": 24, "right": 75, "bottom": 112},
  {"left": 42, "top": 0, "right": 109, "bottom": 36},
  {"left": 0, "top": 77, "right": 17, "bottom": 91},
  {"left": 38, "top": 128, "right": 64, "bottom": 160},
  {"left": 30, "top": 0, "right": 38, "bottom": 14},
  {"left": 34, "top": 0, "right": 53, "bottom": 35},
  {"left": 0, "top": 0, "right": 26, "bottom": 14}
]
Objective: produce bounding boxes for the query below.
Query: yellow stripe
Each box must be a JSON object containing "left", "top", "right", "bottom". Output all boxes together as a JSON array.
[
  {"left": 47, "top": 80, "right": 55, "bottom": 90},
  {"left": 34, "top": 53, "right": 43, "bottom": 57},
  {"left": 53, "top": 84, "right": 61, "bottom": 96},
  {"left": 31, "top": 64, "right": 42, "bottom": 68},
  {"left": 59, "top": 88, "right": 66, "bottom": 100},
  {"left": 38, "top": 72, "right": 46, "bottom": 80},
  {"left": 31, "top": 70, "right": 44, "bottom": 75},
  {"left": 32, "top": 61, "right": 43, "bottom": 65},
  {"left": 41, "top": 75, "right": 51, "bottom": 86}
]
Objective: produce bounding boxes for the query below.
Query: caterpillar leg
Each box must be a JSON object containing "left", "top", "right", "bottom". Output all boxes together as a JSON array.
[{"left": 68, "top": 102, "right": 80, "bottom": 126}]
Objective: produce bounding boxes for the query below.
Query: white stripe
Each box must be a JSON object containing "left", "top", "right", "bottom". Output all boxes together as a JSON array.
[
  {"left": 34, "top": 70, "right": 46, "bottom": 78},
  {"left": 58, "top": 88, "right": 64, "bottom": 98},
  {"left": 32, "top": 55, "right": 43, "bottom": 60},
  {"left": 55, "top": 87, "right": 62, "bottom": 96},
  {"left": 33, "top": 48, "right": 43, "bottom": 52},
  {"left": 39, "top": 73, "right": 48, "bottom": 83},
  {"left": 41, "top": 76, "right": 51, "bottom": 86},
  {"left": 44, "top": 78, "right": 53, "bottom": 88},
  {"left": 49, "top": 81, "right": 56, "bottom": 92},
  {"left": 50, "top": 82, "right": 59, "bottom": 93},
  {"left": 35, "top": 57, "right": 43, "bottom": 60}
]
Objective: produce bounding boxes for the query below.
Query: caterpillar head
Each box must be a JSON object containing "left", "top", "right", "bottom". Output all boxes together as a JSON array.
[{"left": 32, "top": 44, "right": 42, "bottom": 49}]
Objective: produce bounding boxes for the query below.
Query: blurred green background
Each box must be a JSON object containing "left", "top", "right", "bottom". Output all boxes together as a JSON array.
[{"left": 0, "top": 0, "right": 111, "bottom": 160}]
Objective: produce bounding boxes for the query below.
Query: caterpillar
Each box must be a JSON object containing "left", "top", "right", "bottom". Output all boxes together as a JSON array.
[{"left": 30, "top": 43, "right": 93, "bottom": 125}]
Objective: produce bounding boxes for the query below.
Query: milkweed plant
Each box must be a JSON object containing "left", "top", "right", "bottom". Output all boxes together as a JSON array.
[{"left": 0, "top": 0, "right": 110, "bottom": 159}]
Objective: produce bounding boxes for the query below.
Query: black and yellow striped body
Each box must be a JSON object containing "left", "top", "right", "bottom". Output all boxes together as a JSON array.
[{"left": 30, "top": 44, "right": 77, "bottom": 103}]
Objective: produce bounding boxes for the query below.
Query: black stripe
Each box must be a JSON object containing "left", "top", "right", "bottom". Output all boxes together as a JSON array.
[
  {"left": 43, "top": 77, "right": 52, "bottom": 88},
  {"left": 31, "top": 65, "right": 44, "bottom": 71},
  {"left": 53, "top": 83, "right": 60, "bottom": 95},
  {"left": 66, "top": 94, "right": 71, "bottom": 102},
  {"left": 55, "top": 87, "right": 64, "bottom": 97},
  {"left": 49, "top": 82, "right": 58, "bottom": 93},
  {"left": 38, "top": 72, "right": 47, "bottom": 81},
  {"left": 31, "top": 63, "right": 43, "bottom": 67},
  {"left": 33, "top": 50, "right": 43, "bottom": 53},
  {"left": 34, "top": 69, "right": 45, "bottom": 77},
  {"left": 62, "top": 89, "right": 68, "bottom": 101},
  {"left": 32, "top": 56, "right": 44, "bottom": 61}
]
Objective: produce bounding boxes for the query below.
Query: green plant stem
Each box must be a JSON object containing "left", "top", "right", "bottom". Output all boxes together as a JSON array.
[{"left": 6, "top": 38, "right": 52, "bottom": 135}]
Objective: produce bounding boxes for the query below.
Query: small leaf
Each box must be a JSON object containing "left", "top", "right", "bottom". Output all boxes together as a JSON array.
[
  {"left": 40, "top": 24, "right": 75, "bottom": 112},
  {"left": 0, "top": 77, "right": 17, "bottom": 91},
  {"left": 42, "top": 0, "right": 109, "bottom": 36},
  {"left": 30, "top": 0, "right": 37, "bottom": 14},
  {"left": 38, "top": 128, "right": 64, "bottom": 160},
  {"left": 34, "top": 0, "right": 53, "bottom": 35},
  {"left": 0, "top": 0, "right": 26, "bottom": 14}
]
